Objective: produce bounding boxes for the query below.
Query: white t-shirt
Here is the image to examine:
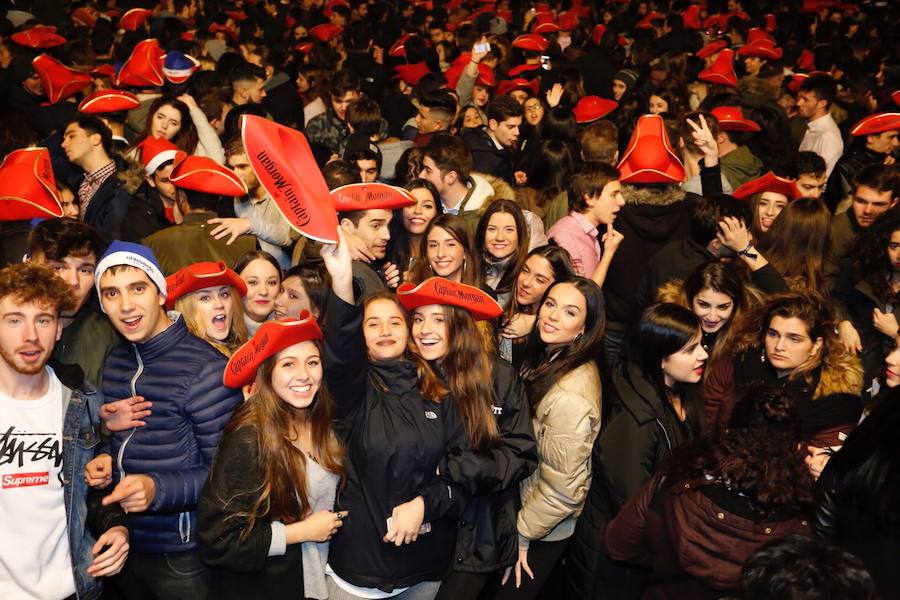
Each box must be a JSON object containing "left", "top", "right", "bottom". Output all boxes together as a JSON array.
[{"left": 0, "top": 367, "right": 77, "bottom": 600}]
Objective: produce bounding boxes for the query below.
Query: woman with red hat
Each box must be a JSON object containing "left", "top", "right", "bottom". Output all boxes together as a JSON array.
[
  {"left": 495, "top": 277, "right": 606, "bottom": 600},
  {"left": 394, "top": 274, "right": 536, "bottom": 600},
  {"left": 317, "top": 234, "right": 468, "bottom": 599},
  {"left": 197, "top": 313, "right": 346, "bottom": 600},
  {"left": 165, "top": 261, "right": 250, "bottom": 356}
]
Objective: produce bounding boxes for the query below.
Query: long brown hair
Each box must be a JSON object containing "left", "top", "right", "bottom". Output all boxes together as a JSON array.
[
  {"left": 131, "top": 95, "right": 200, "bottom": 155},
  {"left": 363, "top": 292, "right": 448, "bottom": 403},
  {"left": 757, "top": 198, "right": 831, "bottom": 293},
  {"left": 475, "top": 199, "right": 530, "bottom": 295},
  {"left": 428, "top": 304, "right": 500, "bottom": 450},
  {"left": 225, "top": 344, "right": 344, "bottom": 539},
  {"left": 411, "top": 214, "right": 480, "bottom": 287}
]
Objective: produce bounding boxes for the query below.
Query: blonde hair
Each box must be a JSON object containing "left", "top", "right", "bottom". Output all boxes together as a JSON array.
[{"left": 175, "top": 285, "right": 249, "bottom": 356}]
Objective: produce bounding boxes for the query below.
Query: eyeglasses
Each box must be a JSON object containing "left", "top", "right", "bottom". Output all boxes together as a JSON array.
[{"left": 524, "top": 105, "right": 543, "bottom": 112}]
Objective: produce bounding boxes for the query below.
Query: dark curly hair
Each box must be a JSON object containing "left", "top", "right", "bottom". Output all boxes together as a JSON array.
[
  {"left": 849, "top": 207, "right": 900, "bottom": 307},
  {"left": 661, "top": 385, "right": 814, "bottom": 516}
]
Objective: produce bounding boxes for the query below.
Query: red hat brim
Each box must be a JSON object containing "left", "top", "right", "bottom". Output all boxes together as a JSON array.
[
  {"left": 696, "top": 40, "right": 728, "bottom": 59},
  {"left": 893, "top": 91, "right": 900, "bottom": 106},
  {"left": 165, "top": 261, "right": 247, "bottom": 309},
  {"left": 33, "top": 55, "right": 93, "bottom": 104},
  {"left": 737, "top": 40, "right": 782, "bottom": 60},
  {"left": 397, "top": 278, "right": 502, "bottom": 321},
  {"left": 11, "top": 28, "right": 66, "bottom": 49},
  {"left": 617, "top": 114, "right": 686, "bottom": 184},
  {"left": 394, "top": 62, "right": 431, "bottom": 86},
  {"left": 310, "top": 24, "right": 343, "bottom": 42},
  {"left": 711, "top": 107, "right": 761, "bottom": 132},
  {"left": 224, "top": 313, "right": 323, "bottom": 388},
  {"left": 241, "top": 115, "right": 339, "bottom": 244},
  {"left": 850, "top": 113, "right": 900, "bottom": 136},
  {"left": 512, "top": 34, "right": 549, "bottom": 53},
  {"left": 732, "top": 171, "right": 800, "bottom": 200},
  {"left": 169, "top": 155, "right": 248, "bottom": 197},
  {"left": 573, "top": 97, "right": 619, "bottom": 123},
  {"left": 119, "top": 8, "right": 152, "bottom": 31},
  {"left": 0, "top": 148, "right": 64, "bottom": 220},
  {"left": 331, "top": 183, "right": 416, "bottom": 212},
  {"left": 79, "top": 89, "right": 141, "bottom": 113}
]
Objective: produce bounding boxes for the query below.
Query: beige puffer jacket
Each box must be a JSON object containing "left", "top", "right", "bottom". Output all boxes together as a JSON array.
[{"left": 517, "top": 362, "right": 602, "bottom": 546}]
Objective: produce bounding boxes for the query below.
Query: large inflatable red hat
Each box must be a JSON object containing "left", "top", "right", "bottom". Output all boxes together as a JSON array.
[
  {"left": 737, "top": 38, "right": 783, "bottom": 60},
  {"left": 0, "top": 148, "right": 64, "bottom": 220},
  {"left": 116, "top": 39, "right": 165, "bottom": 88},
  {"left": 849, "top": 113, "right": 900, "bottom": 136},
  {"left": 11, "top": 26, "right": 66, "bottom": 48},
  {"left": 710, "top": 106, "right": 761, "bottom": 132},
  {"left": 169, "top": 155, "right": 248, "bottom": 197},
  {"left": 78, "top": 89, "right": 141, "bottom": 114},
  {"left": 698, "top": 48, "right": 737, "bottom": 87},
  {"left": 617, "top": 114, "right": 686, "bottom": 184},
  {"left": 732, "top": 171, "right": 800, "bottom": 200},
  {"left": 397, "top": 278, "right": 503, "bottom": 321},
  {"left": 573, "top": 96, "right": 619, "bottom": 123},
  {"left": 241, "top": 115, "right": 339, "bottom": 244},
  {"left": 165, "top": 261, "right": 248, "bottom": 309},
  {"left": 224, "top": 313, "right": 323, "bottom": 388},
  {"left": 119, "top": 8, "right": 152, "bottom": 32},
  {"left": 32, "top": 55, "right": 93, "bottom": 104},
  {"left": 512, "top": 33, "right": 549, "bottom": 53},
  {"left": 330, "top": 183, "right": 416, "bottom": 213}
]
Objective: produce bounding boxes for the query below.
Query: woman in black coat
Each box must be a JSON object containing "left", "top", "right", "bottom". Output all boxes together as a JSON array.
[
  {"left": 319, "top": 235, "right": 468, "bottom": 599},
  {"left": 197, "top": 314, "right": 346, "bottom": 600},
  {"left": 566, "top": 303, "right": 708, "bottom": 600},
  {"left": 395, "top": 276, "right": 538, "bottom": 600}
]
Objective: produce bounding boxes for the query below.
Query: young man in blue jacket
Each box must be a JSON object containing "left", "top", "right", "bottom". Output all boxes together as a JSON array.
[
  {"left": 90, "top": 241, "right": 243, "bottom": 599},
  {"left": 0, "top": 262, "right": 129, "bottom": 600}
]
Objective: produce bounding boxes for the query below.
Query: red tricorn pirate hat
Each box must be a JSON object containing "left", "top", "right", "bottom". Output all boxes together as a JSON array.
[
  {"left": 497, "top": 77, "right": 540, "bottom": 97},
  {"left": 119, "top": 8, "right": 152, "bottom": 32},
  {"left": 745, "top": 27, "right": 775, "bottom": 44},
  {"left": 617, "top": 114, "right": 686, "bottom": 184},
  {"left": 169, "top": 155, "right": 248, "bottom": 197},
  {"left": 90, "top": 64, "right": 116, "bottom": 79},
  {"left": 241, "top": 114, "right": 339, "bottom": 244},
  {"left": 295, "top": 41, "right": 314, "bottom": 54},
  {"left": 224, "top": 313, "right": 323, "bottom": 388},
  {"left": 0, "top": 147, "right": 64, "bottom": 220},
  {"left": 892, "top": 90, "right": 900, "bottom": 106},
  {"left": 797, "top": 48, "right": 816, "bottom": 72},
  {"left": 78, "top": 89, "right": 141, "bottom": 114},
  {"left": 11, "top": 26, "right": 66, "bottom": 49},
  {"left": 698, "top": 48, "right": 737, "bottom": 87},
  {"left": 557, "top": 11, "right": 580, "bottom": 32},
  {"left": 32, "top": 55, "right": 93, "bottom": 104},
  {"left": 72, "top": 7, "right": 98, "bottom": 28},
  {"left": 711, "top": 106, "right": 761, "bottom": 132},
  {"left": 696, "top": 40, "right": 728, "bottom": 59},
  {"left": 737, "top": 38, "right": 783, "bottom": 60},
  {"left": 849, "top": 113, "right": 900, "bottom": 136},
  {"left": 331, "top": 183, "right": 416, "bottom": 213},
  {"left": 682, "top": 5, "right": 702, "bottom": 29},
  {"left": 138, "top": 136, "right": 183, "bottom": 175},
  {"left": 507, "top": 63, "right": 541, "bottom": 78},
  {"left": 573, "top": 96, "right": 619, "bottom": 123},
  {"left": 164, "top": 261, "right": 248, "bottom": 309},
  {"left": 394, "top": 62, "right": 431, "bottom": 86},
  {"left": 532, "top": 14, "right": 560, "bottom": 34},
  {"left": 732, "top": 171, "right": 800, "bottom": 200},
  {"left": 512, "top": 34, "right": 549, "bottom": 53},
  {"left": 397, "top": 278, "right": 503, "bottom": 321},
  {"left": 309, "top": 23, "right": 343, "bottom": 42},
  {"left": 636, "top": 11, "right": 664, "bottom": 29},
  {"left": 476, "top": 63, "right": 496, "bottom": 87},
  {"left": 116, "top": 39, "right": 165, "bottom": 88}
]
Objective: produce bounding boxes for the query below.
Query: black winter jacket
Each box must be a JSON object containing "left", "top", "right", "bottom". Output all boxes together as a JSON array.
[
  {"left": 442, "top": 359, "right": 538, "bottom": 573},
  {"left": 824, "top": 146, "right": 887, "bottom": 213},
  {"left": 121, "top": 181, "right": 171, "bottom": 243},
  {"left": 566, "top": 362, "right": 703, "bottom": 600},
  {"left": 102, "top": 317, "right": 243, "bottom": 554},
  {"left": 324, "top": 290, "right": 468, "bottom": 591},
  {"left": 81, "top": 157, "right": 134, "bottom": 243},
  {"left": 461, "top": 127, "right": 516, "bottom": 186},
  {"left": 198, "top": 425, "right": 306, "bottom": 600}
]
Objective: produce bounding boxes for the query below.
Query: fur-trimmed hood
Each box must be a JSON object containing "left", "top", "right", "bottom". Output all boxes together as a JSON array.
[
  {"left": 814, "top": 351, "right": 863, "bottom": 399},
  {"left": 621, "top": 183, "right": 687, "bottom": 206}
]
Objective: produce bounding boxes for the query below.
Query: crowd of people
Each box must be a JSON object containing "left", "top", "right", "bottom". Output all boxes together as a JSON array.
[{"left": 1, "top": 0, "right": 900, "bottom": 599}]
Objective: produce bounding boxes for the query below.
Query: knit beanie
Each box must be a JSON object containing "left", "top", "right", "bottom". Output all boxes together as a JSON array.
[{"left": 95, "top": 241, "right": 168, "bottom": 309}]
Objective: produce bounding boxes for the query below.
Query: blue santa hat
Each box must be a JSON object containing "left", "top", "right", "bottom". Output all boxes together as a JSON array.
[{"left": 95, "top": 241, "right": 167, "bottom": 309}]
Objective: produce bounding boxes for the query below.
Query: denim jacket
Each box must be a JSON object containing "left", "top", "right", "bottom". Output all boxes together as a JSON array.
[{"left": 57, "top": 361, "right": 127, "bottom": 600}]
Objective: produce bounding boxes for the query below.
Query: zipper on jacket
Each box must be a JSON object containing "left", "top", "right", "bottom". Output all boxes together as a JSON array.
[
  {"left": 179, "top": 511, "right": 191, "bottom": 543},
  {"left": 117, "top": 344, "right": 144, "bottom": 479},
  {"left": 656, "top": 418, "right": 673, "bottom": 451}
]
